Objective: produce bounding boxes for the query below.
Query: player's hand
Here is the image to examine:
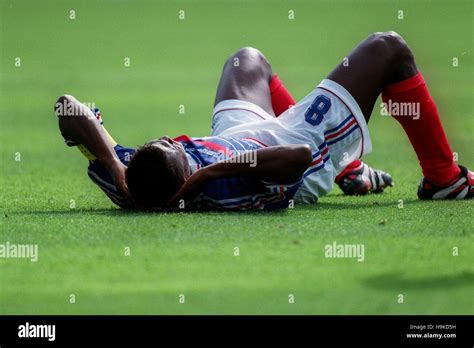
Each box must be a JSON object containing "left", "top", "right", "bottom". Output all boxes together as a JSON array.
[
  {"left": 168, "top": 168, "right": 211, "bottom": 207},
  {"left": 110, "top": 160, "right": 130, "bottom": 198}
]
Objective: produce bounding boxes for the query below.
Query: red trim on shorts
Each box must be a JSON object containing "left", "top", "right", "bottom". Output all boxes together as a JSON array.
[
  {"left": 241, "top": 137, "right": 268, "bottom": 147},
  {"left": 325, "top": 118, "right": 357, "bottom": 140},
  {"left": 309, "top": 147, "right": 329, "bottom": 166}
]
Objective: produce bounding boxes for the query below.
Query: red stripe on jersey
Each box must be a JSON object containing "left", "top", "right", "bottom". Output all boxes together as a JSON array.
[
  {"left": 173, "top": 135, "right": 193, "bottom": 143},
  {"left": 194, "top": 139, "right": 233, "bottom": 155},
  {"left": 174, "top": 135, "right": 232, "bottom": 155}
]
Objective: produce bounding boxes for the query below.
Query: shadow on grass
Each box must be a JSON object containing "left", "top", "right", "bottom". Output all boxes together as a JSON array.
[
  {"left": 298, "top": 198, "right": 421, "bottom": 211},
  {"left": 7, "top": 198, "right": 423, "bottom": 217},
  {"left": 7, "top": 207, "right": 288, "bottom": 218},
  {"left": 363, "top": 271, "right": 474, "bottom": 290}
]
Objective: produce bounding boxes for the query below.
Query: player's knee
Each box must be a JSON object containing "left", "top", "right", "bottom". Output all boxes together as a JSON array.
[
  {"left": 381, "top": 31, "right": 411, "bottom": 56},
  {"left": 368, "top": 31, "right": 414, "bottom": 64},
  {"left": 233, "top": 46, "right": 267, "bottom": 60},
  {"left": 56, "top": 94, "right": 70, "bottom": 104},
  {"left": 226, "top": 47, "right": 272, "bottom": 79}
]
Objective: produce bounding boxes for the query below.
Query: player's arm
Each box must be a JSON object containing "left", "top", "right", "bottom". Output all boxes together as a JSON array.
[
  {"left": 54, "top": 94, "right": 129, "bottom": 196},
  {"left": 169, "top": 144, "right": 312, "bottom": 204}
]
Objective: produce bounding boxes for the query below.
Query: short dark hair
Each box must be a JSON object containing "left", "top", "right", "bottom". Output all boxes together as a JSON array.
[{"left": 126, "top": 143, "right": 183, "bottom": 208}]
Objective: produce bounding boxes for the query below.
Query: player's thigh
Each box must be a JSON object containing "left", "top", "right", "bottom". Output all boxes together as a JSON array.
[
  {"left": 214, "top": 47, "right": 275, "bottom": 116},
  {"left": 326, "top": 32, "right": 416, "bottom": 120}
]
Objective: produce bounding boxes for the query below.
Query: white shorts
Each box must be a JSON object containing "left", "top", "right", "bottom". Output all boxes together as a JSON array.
[{"left": 211, "top": 79, "right": 372, "bottom": 204}]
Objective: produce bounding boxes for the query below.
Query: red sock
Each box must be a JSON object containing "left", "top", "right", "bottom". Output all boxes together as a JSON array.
[
  {"left": 382, "top": 72, "right": 460, "bottom": 185},
  {"left": 269, "top": 74, "right": 296, "bottom": 117}
]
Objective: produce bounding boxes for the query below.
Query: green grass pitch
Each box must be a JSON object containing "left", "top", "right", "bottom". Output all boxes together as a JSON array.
[{"left": 0, "top": 0, "right": 473, "bottom": 314}]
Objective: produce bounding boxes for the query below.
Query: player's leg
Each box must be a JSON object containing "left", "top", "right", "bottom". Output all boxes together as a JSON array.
[
  {"left": 215, "top": 47, "right": 275, "bottom": 116},
  {"left": 327, "top": 31, "right": 417, "bottom": 121},
  {"left": 327, "top": 31, "right": 472, "bottom": 199}
]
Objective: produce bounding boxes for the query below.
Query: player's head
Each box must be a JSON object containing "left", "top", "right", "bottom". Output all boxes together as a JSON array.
[{"left": 126, "top": 136, "right": 190, "bottom": 209}]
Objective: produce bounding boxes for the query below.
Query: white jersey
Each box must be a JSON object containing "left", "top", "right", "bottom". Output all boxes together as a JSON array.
[{"left": 211, "top": 79, "right": 372, "bottom": 203}]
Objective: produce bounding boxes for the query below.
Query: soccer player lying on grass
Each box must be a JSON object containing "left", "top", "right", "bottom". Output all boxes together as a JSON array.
[
  {"left": 55, "top": 81, "right": 389, "bottom": 210},
  {"left": 56, "top": 31, "right": 473, "bottom": 211}
]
